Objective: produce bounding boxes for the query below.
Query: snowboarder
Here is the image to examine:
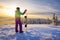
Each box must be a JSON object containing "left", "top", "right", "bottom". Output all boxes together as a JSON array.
[{"left": 15, "top": 7, "right": 27, "bottom": 33}]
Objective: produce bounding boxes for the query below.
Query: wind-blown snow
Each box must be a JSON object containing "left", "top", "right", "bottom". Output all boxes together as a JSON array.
[{"left": 0, "top": 24, "right": 60, "bottom": 40}]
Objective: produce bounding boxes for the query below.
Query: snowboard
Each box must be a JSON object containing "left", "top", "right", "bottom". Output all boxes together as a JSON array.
[
  {"left": 24, "top": 16, "right": 27, "bottom": 27},
  {"left": 24, "top": 16, "right": 27, "bottom": 32}
]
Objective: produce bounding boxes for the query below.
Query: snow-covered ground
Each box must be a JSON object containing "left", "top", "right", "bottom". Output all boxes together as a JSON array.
[{"left": 0, "top": 24, "right": 60, "bottom": 40}]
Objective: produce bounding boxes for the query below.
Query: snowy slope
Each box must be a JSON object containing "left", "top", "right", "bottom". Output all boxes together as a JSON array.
[{"left": 0, "top": 24, "right": 60, "bottom": 40}]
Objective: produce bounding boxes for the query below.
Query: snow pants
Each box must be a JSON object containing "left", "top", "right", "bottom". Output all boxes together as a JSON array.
[{"left": 15, "top": 17, "right": 22, "bottom": 32}]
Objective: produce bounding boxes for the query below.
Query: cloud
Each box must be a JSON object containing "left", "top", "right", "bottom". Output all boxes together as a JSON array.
[{"left": 37, "top": 5, "right": 59, "bottom": 13}]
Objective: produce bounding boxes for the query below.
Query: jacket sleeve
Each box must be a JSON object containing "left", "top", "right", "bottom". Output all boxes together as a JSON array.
[{"left": 20, "top": 11, "right": 24, "bottom": 15}]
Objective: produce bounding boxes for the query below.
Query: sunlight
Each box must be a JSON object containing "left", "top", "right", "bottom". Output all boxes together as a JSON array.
[
  {"left": 3, "top": 6, "right": 26, "bottom": 17},
  {"left": 4, "top": 7, "right": 15, "bottom": 17}
]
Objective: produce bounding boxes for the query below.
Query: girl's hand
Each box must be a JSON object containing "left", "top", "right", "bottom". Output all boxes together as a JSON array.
[{"left": 23, "top": 9, "right": 27, "bottom": 14}]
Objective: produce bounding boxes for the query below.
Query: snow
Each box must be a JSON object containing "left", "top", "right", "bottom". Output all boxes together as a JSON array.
[{"left": 0, "top": 24, "right": 60, "bottom": 40}]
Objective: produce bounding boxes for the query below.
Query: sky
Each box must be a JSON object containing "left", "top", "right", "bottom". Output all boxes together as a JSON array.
[
  {"left": 0, "top": 0, "right": 60, "bottom": 25},
  {"left": 0, "top": 0, "right": 60, "bottom": 18}
]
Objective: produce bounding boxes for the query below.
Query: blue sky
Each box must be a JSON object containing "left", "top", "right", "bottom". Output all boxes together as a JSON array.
[{"left": 29, "top": 0, "right": 60, "bottom": 10}]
